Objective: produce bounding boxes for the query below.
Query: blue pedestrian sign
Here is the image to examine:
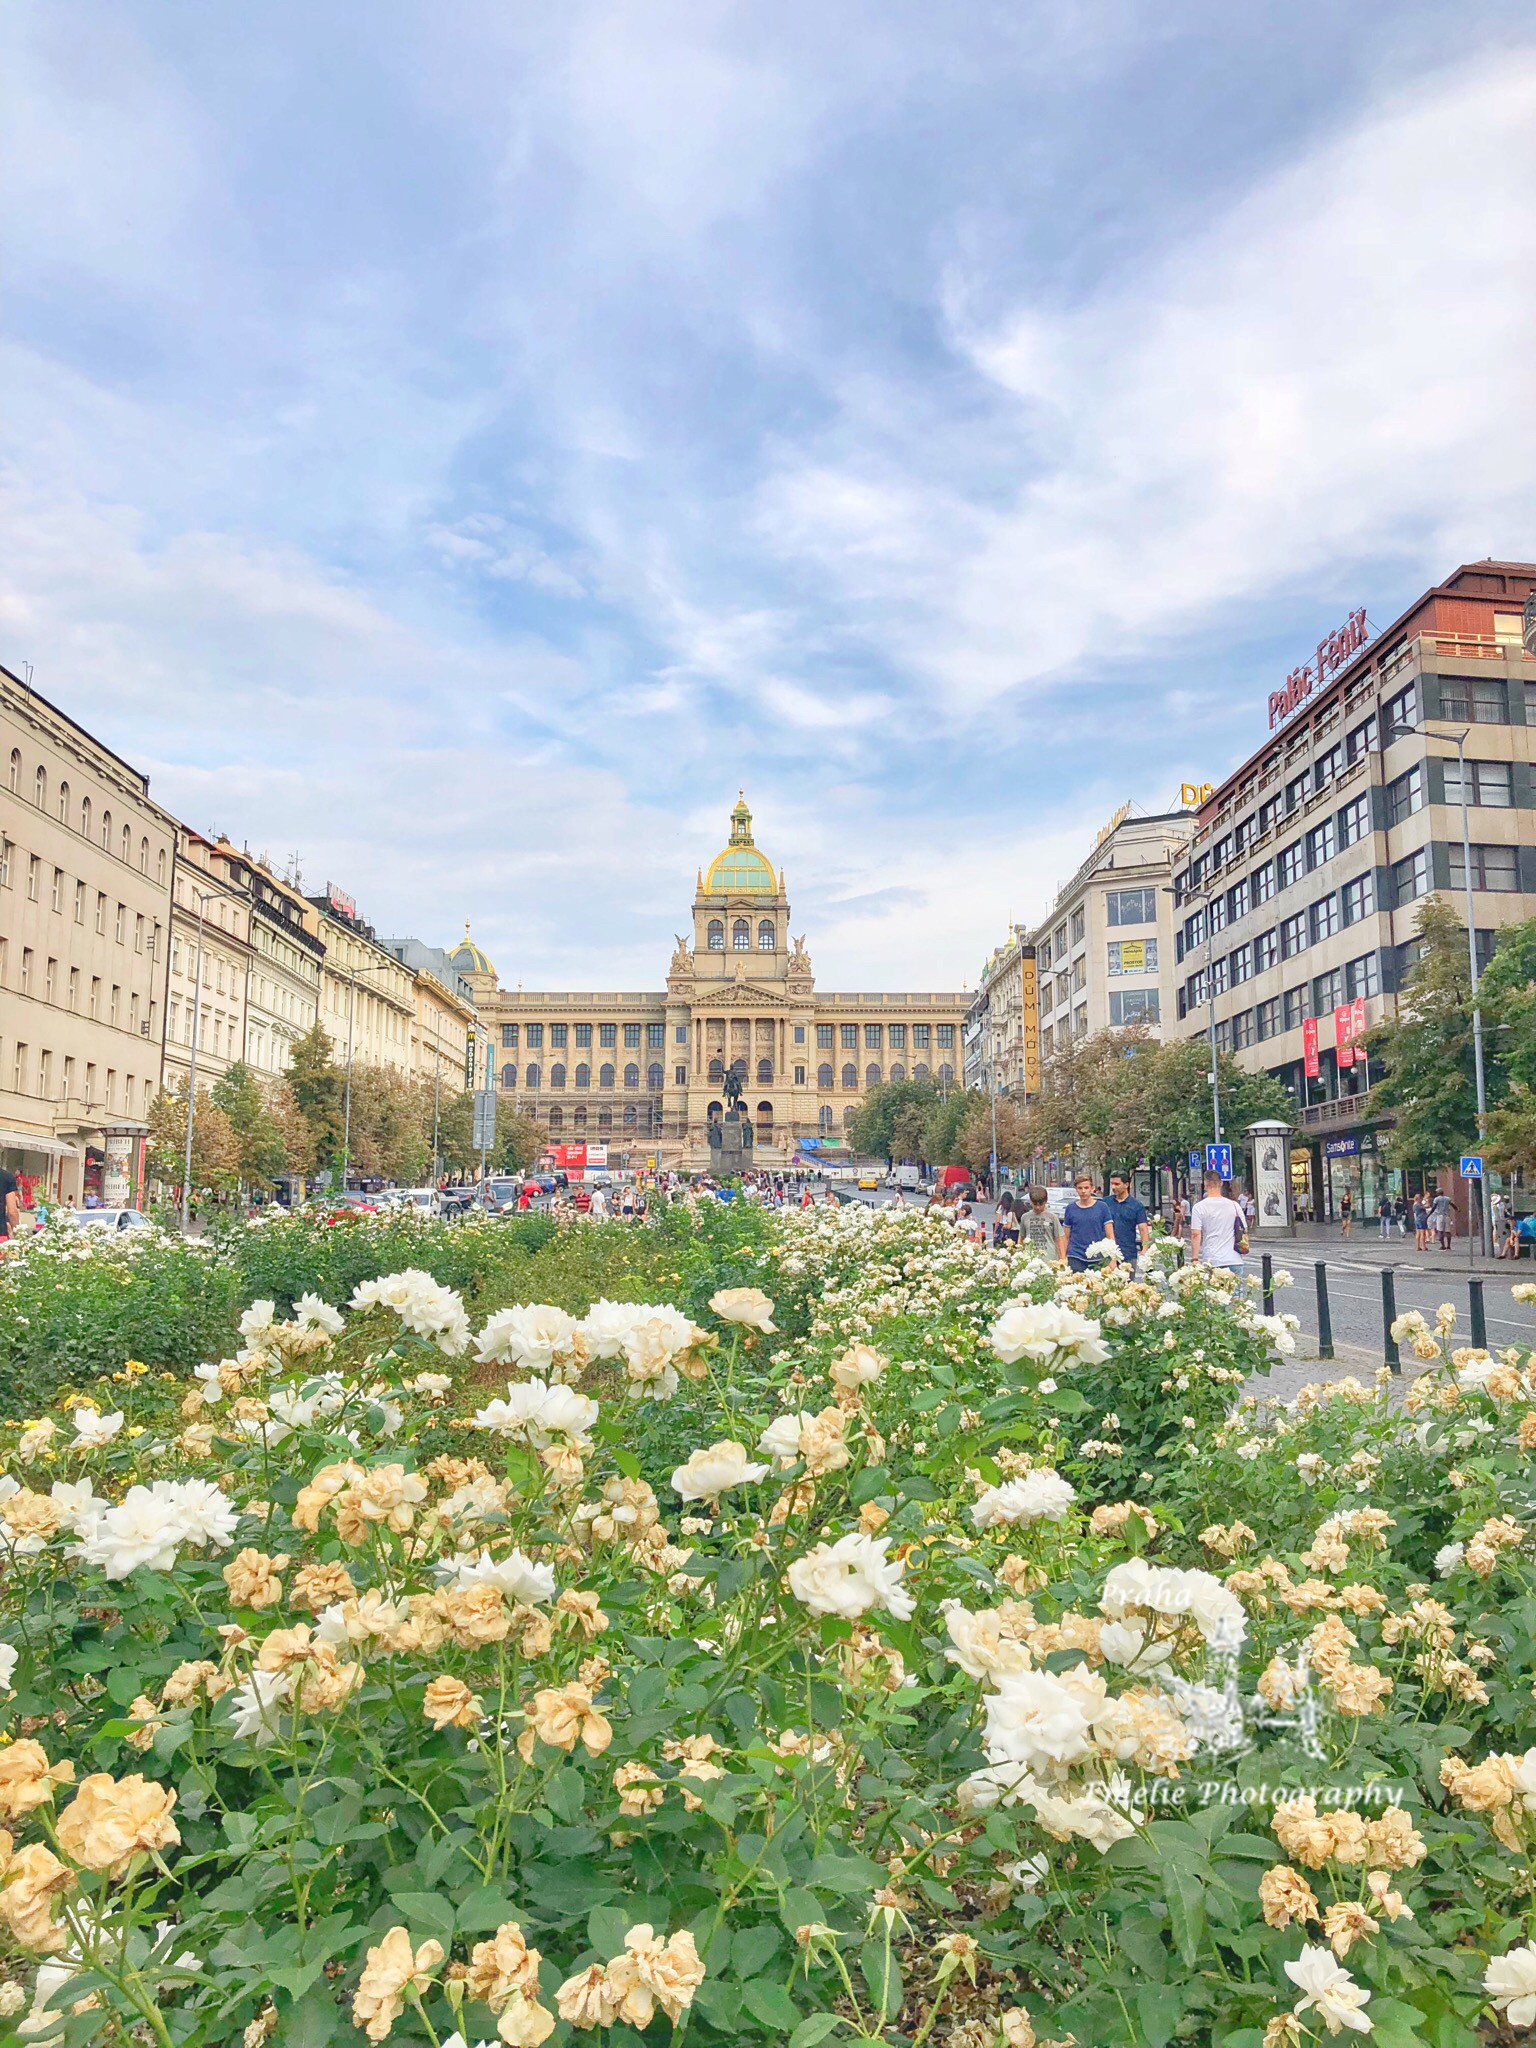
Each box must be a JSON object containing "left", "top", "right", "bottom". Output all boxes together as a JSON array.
[
  {"left": 1461, "top": 1154, "right": 1484, "bottom": 1179},
  {"left": 1205, "top": 1143, "right": 1233, "bottom": 1181}
]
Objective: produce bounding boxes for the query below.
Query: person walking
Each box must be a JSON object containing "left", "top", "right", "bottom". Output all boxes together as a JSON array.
[
  {"left": 1170, "top": 1193, "right": 1187, "bottom": 1241},
  {"left": 1339, "top": 1190, "right": 1354, "bottom": 1238},
  {"left": 1492, "top": 1190, "right": 1509, "bottom": 1253},
  {"left": 1058, "top": 1174, "right": 1115, "bottom": 1273},
  {"left": 992, "top": 1191, "right": 1020, "bottom": 1248},
  {"left": 1019, "top": 1185, "right": 1058, "bottom": 1257},
  {"left": 1393, "top": 1194, "right": 1409, "bottom": 1238},
  {"left": 1189, "top": 1171, "right": 1248, "bottom": 1274},
  {"left": 1377, "top": 1193, "right": 1393, "bottom": 1239},
  {"left": 1412, "top": 1194, "right": 1428, "bottom": 1250},
  {"left": 1430, "top": 1190, "right": 1453, "bottom": 1250},
  {"left": 1104, "top": 1171, "right": 1150, "bottom": 1266}
]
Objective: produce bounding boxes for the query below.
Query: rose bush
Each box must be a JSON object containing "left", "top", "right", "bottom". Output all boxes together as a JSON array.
[{"left": 0, "top": 1198, "right": 1528, "bottom": 2047}]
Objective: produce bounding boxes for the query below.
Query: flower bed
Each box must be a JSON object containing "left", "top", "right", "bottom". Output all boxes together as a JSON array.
[{"left": 0, "top": 1203, "right": 1531, "bottom": 2046}]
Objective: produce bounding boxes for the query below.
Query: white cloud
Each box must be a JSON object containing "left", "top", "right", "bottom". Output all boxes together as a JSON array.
[{"left": 752, "top": 50, "right": 1536, "bottom": 705}]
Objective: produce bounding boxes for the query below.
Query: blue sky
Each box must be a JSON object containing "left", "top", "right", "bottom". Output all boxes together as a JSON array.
[{"left": 4, "top": 2, "right": 1535, "bottom": 990}]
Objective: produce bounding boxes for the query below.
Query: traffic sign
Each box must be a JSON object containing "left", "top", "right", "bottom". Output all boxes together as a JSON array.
[
  {"left": 1460, "top": 1154, "right": 1484, "bottom": 1179},
  {"left": 1187, "top": 1150, "right": 1202, "bottom": 1175},
  {"left": 472, "top": 1090, "right": 497, "bottom": 1151},
  {"left": 1205, "top": 1143, "right": 1233, "bottom": 1181}
]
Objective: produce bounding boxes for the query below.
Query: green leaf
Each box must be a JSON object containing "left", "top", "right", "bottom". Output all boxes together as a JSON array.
[
  {"left": 456, "top": 1889, "right": 521, "bottom": 1934},
  {"left": 731, "top": 1923, "right": 782, "bottom": 1978},
  {"left": 859, "top": 1937, "right": 903, "bottom": 2023},
  {"left": 1160, "top": 1853, "right": 1207, "bottom": 1967},
  {"left": 1135, "top": 1984, "right": 1185, "bottom": 2047},
  {"left": 588, "top": 1904, "right": 631, "bottom": 1958},
  {"left": 386, "top": 1891, "right": 455, "bottom": 1947},
  {"left": 741, "top": 1980, "right": 803, "bottom": 2031},
  {"left": 1362, "top": 1998, "right": 1433, "bottom": 2048},
  {"left": 1044, "top": 1386, "right": 1088, "bottom": 1415},
  {"left": 789, "top": 2014, "right": 845, "bottom": 2048},
  {"left": 808, "top": 1852, "right": 884, "bottom": 1895}
]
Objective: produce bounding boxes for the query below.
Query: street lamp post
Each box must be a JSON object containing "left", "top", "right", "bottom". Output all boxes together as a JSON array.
[
  {"left": 1449, "top": 729, "right": 1492, "bottom": 1259},
  {"left": 179, "top": 886, "right": 215, "bottom": 1235}
]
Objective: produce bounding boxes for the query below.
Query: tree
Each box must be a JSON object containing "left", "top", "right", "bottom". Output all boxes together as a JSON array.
[
  {"left": 210, "top": 1062, "right": 289, "bottom": 1189},
  {"left": 437, "top": 1092, "right": 543, "bottom": 1177},
  {"left": 1374, "top": 898, "right": 1509, "bottom": 1171},
  {"left": 1137, "top": 1039, "right": 1291, "bottom": 1173},
  {"left": 1477, "top": 917, "right": 1536, "bottom": 1091},
  {"left": 146, "top": 1082, "right": 242, "bottom": 1193},
  {"left": 286, "top": 1025, "right": 346, "bottom": 1169}
]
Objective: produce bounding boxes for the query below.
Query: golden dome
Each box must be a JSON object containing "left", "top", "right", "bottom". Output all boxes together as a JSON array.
[
  {"left": 702, "top": 794, "right": 776, "bottom": 895},
  {"left": 448, "top": 920, "right": 497, "bottom": 977}
]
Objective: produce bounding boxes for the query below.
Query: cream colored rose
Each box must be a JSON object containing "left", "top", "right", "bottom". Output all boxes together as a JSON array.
[
  {"left": 423, "top": 1675, "right": 483, "bottom": 1731},
  {"left": 352, "top": 1927, "right": 445, "bottom": 2043},
  {"left": 465, "top": 1919, "right": 543, "bottom": 2011},
  {"left": 0, "top": 1838, "right": 75, "bottom": 1952},
  {"left": 518, "top": 1684, "right": 612, "bottom": 1759},
  {"left": 223, "top": 1548, "right": 285, "bottom": 1610},
  {"left": 708, "top": 1288, "right": 776, "bottom": 1332},
  {"left": 440, "top": 1583, "right": 512, "bottom": 1648},
  {"left": 289, "top": 1560, "right": 357, "bottom": 1611},
  {"left": 0, "top": 1742, "right": 74, "bottom": 1821},
  {"left": 56, "top": 1773, "right": 180, "bottom": 1877},
  {"left": 556, "top": 1964, "right": 621, "bottom": 2030}
]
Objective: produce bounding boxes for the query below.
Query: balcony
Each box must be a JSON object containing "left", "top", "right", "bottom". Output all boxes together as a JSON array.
[{"left": 1296, "top": 1086, "right": 1389, "bottom": 1132}]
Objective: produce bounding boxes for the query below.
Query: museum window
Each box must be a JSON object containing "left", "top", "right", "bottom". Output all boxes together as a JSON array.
[
  {"left": 525, "top": 1063, "right": 541, "bottom": 1089},
  {"left": 841, "top": 1063, "right": 857, "bottom": 1089},
  {"left": 707, "top": 919, "right": 725, "bottom": 950},
  {"left": 818, "top": 1062, "right": 834, "bottom": 1088},
  {"left": 501, "top": 1024, "right": 518, "bottom": 1047},
  {"left": 817, "top": 1024, "right": 833, "bottom": 1048},
  {"left": 818, "top": 1105, "right": 834, "bottom": 1130},
  {"left": 599, "top": 1063, "right": 614, "bottom": 1088},
  {"left": 865, "top": 1063, "right": 881, "bottom": 1088},
  {"left": 550, "top": 1023, "right": 567, "bottom": 1047},
  {"left": 548, "top": 1108, "right": 563, "bottom": 1130},
  {"left": 913, "top": 1023, "right": 930, "bottom": 1048},
  {"left": 708, "top": 1057, "right": 724, "bottom": 1082},
  {"left": 525, "top": 1023, "right": 543, "bottom": 1048},
  {"left": 648, "top": 1062, "right": 663, "bottom": 1089},
  {"left": 550, "top": 1063, "right": 566, "bottom": 1089},
  {"left": 732, "top": 918, "right": 750, "bottom": 950},
  {"left": 913, "top": 1061, "right": 930, "bottom": 1081},
  {"left": 623, "top": 1105, "right": 637, "bottom": 1128},
  {"left": 757, "top": 1100, "right": 773, "bottom": 1130},
  {"left": 621, "top": 1022, "right": 639, "bottom": 1046},
  {"left": 674, "top": 1064, "right": 687, "bottom": 1084},
  {"left": 573, "top": 1107, "right": 587, "bottom": 1130},
  {"left": 647, "top": 1023, "right": 664, "bottom": 1048},
  {"left": 888, "top": 1023, "right": 906, "bottom": 1048},
  {"left": 599, "top": 1022, "right": 617, "bottom": 1047},
  {"left": 757, "top": 920, "right": 774, "bottom": 950},
  {"left": 622, "top": 1063, "right": 638, "bottom": 1088},
  {"left": 575, "top": 1023, "right": 591, "bottom": 1048},
  {"left": 938, "top": 1061, "right": 955, "bottom": 1085},
  {"left": 888, "top": 1061, "right": 905, "bottom": 1081},
  {"left": 859, "top": 1024, "right": 878, "bottom": 1049},
  {"left": 597, "top": 1108, "right": 612, "bottom": 1130},
  {"left": 833, "top": 1023, "right": 852, "bottom": 1048},
  {"left": 936, "top": 1023, "right": 954, "bottom": 1048},
  {"left": 757, "top": 1060, "right": 773, "bottom": 1084},
  {"left": 501, "top": 1063, "right": 516, "bottom": 1088},
  {"left": 794, "top": 1064, "right": 806, "bottom": 1083}
]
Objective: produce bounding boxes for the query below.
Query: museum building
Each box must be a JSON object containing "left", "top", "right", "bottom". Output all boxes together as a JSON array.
[{"left": 449, "top": 797, "right": 969, "bottom": 1169}]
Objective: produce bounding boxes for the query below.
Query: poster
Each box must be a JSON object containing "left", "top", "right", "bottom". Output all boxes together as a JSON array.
[
  {"left": 1334, "top": 1003, "right": 1355, "bottom": 1069},
  {"left": 103, "top": 1133, "right": 135, "bottom": 1207},
  {"left": 1302, "top": 1016, "right": 1320, "bottom": 1079},
  {"left": 1252, "top": 1131, "right": 1290, "bottom": 1231},
  {"left": 1351, "top": 994, "right": 1368, "bottom": 1043},
  {"left": 1117, "top": 940, "right": 1146, "bottom": 973}
]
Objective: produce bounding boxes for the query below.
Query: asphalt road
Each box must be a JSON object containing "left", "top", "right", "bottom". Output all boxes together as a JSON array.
[{"left": 817, "top": 1183, "right": 1536, "bottom": 1363}]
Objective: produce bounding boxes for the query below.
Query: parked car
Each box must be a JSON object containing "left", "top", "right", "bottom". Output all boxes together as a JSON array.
[
  {"left": 323, "top": 1193, "right": 381, "bottom": 1216},
  {"left": 391, "top": 1188, "right": 441, "bottom": 1215},
  {"left": 857, "top": 1173, "right": 880, "bottom": 1190},
  {"left": 64, "top": 1208, "right": 153, "bottom": 1233},
  {"left": 481, "top": 1179, "right": 523, "bottom": 1215}
]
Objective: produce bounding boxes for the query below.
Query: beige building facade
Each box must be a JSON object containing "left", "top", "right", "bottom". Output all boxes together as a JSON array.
[
  {"left": 454, "top": 798, "right": 968, "bottom": 1169},
  {"left": 312, "top": 892, "right": 417, "bottom": 1077},
  {"left": 1030, "top": 806, "right": 1194, "bottom": 1063},
  {"left": 1, "top": 666, "right": 176, "bottom": 1204},
  {"left": 163, "top": 830, "right": 255, "bottom": 1096},
  {"left": 214, "top": 847, "right": 324, "bottom": 1080},
  {"left": 964, "top": 930, "right": 1039, "bottom": 1099}
]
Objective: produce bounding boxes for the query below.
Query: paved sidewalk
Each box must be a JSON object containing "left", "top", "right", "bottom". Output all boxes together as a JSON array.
[{"left": 1250, "top": 1221, "right": 1528, "bottom": 1276}]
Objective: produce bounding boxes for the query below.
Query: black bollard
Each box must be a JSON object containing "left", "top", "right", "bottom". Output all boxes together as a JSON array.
[
  {"left": 1469, "top": 1277, "right": 1488, "bottom": 1353},
  {"left": 1315, "top": 1262, "right": 1334, "bottom": 1362},
  {"left": 1261, "top": 1253, "right": 1274, "bottom": 1319},
  {"left": 1382, "top": 1268, "right": 1400, "bottom": 1374}
]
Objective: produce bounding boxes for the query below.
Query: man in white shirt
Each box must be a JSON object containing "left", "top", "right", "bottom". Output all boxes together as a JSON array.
[{"left": 1189, "top": 1172, "right": 1247, "bottom": 1273}]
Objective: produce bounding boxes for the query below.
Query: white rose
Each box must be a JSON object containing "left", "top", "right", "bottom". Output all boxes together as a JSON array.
[
  {"left": 71, "top": 1408, "right": 125, "bottom": 1447},
  {"left": 671, "top": 1441, "right": 770, "bottom": 1501},
  {"left": 443, "top": 1547, "right": 557, "bottom": 1606},
  {"left": 1487, "top": 1943, "right": 1536, "bottom": 2030},
  {"left": 709, "top": 1288, "right": 776, "bottom": 1332},
  {"left": 971, "top": 1469, "right": 1076, "bottom": 1530},
  {"left": 787, "top": 1532, "right": 914, "bottom": 1621}
]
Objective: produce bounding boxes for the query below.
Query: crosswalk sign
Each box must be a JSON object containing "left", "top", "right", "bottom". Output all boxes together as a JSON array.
[{"left": 1460, "top": 1155, "right": 1484, "bottom": 1178}]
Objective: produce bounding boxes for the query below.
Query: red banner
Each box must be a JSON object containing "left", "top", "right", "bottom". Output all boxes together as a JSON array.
[
  {"left": 1334, "top": 1003, "right": 1355, "bottom": 1069},
  {"left": 1302, "top": 1016, "right": 1320, "bottom": 1079},
  {"left": 1351, "top": 995, "right": 1368, "bottom": 1044},
  {"left": 546, "top": 1143, "right": 587, "bottom": 1173}
]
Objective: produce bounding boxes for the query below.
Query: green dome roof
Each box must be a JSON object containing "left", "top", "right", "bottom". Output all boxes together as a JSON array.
[
  {"left": 702, "top": 795, "right": 777, "bottom": 895},
  {"left": 448, "top": 921, "right": 496, "bottom": 977}
]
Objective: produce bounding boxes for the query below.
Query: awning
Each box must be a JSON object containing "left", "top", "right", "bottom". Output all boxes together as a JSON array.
[
  {"left": 796, "top": 1137, "right": 849, "bottom": 1155},
  {"left": 0, "top": 1130, "right": 80, "bottom": 1161}
]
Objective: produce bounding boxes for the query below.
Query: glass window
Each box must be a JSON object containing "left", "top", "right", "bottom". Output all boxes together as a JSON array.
[
  {"left": 732, "top": 918, "right": 750, "bottom": 950},
  {"left": 1285, "top": 774, "right": 1309, "bottom": 813},
  {"left": 1392, "top": 849, "right": 1429, "bottom": 905},
  {"left": 601, "top": 1023, "right": 618, "bottom": 1046},
  {"left": 525, "top": 1062, "right": 541, "bottom": 1089},
  {"left": 1186, "top": 968, "right": 1207, "bottom": 1009},
  {"left": 1306, "top": 819, "right": 1336, "bottom": 869},
  {"left": 501, "top": 1023, "right": 518, "bottom": 1047},
  {"left": 550, "top": 1063, "right": 566, "bottom": 1088},
  {"left": 1258, "top": 795, "right": 1282, "bottom": 837},
  {"left": 1070, "top": 910, "right": 1085, "bottom": 945},
  {"left": 1444, "top": 758, "right": 1513, "bottom": 807},
  {"left": 864, "top": 1024, "right": 882, "bottom": 1048},
  {"left": 1255, "top": 996, "right": 1280, "bottom": 1041},
  {"left": 1186, "top": 907, "right": 1207, "bottom": 948},
  {"left": 1253, "top": 928, "right": 1277, "bottom": 972},
  {"left": 816, "top": 1023, "right": 833, "bottom": 1047},
  {"left": 622, "top": 1062, "right": 638, "bottom": 1088},
  {"left": 525, "top": 1023, "right": 543, "bottom": 1048},
  {"left": 1282, "top": 986, "right": 1310, "bottom": 1031},
  {"left": 1314, "top": 967, "right": 1344, "bottom": 1013},
  {"left": 1252, "top": 862, "right": 1276, "bottom": 906},
  {"left": 1345, "top": 954, "right": 1380, "bottom": 1000},
  {"left": 707, "top": 919, "right": 725, "bottom": 950},
  {"left": 1231, "top": 1009, "right": 1255, "bottom": 1050},
  {"left": 840, "top": 1023, "right": 857, "bottom": 1048},
  {"left": 1209, "top": 955, "right": 1229, "bottom": 995},
  {"left": 1280, "top": 911, "right": 1307, "bottom": 959},
  {"left": 648, "top": 1023, "right": 664, "bottom": 1048},
  {"left": 1278, "top": 842, "right": 1304, "bottom": 888},
  {"left": 1382, "top": 682, "right": 1418, "bottom": 738},
  {"left": 500, "top": 1063, "right": 516, "bottom": 1087},
  {"left": 865, "top": 1062, "right": 881, "bottom": 1088},
  {"left": 1229, "top": 878, "right": 1250, "bottom": 921},
  {"left": 1340, "top": 874, "right": 1374, "bottom": 925},
  {"left": 757, "top": 920, "right": 775, "bottom": 951},
  {"left": 1106, "top": 887, "right": 1157, "bottom": 925},
  {"left": 575, "top": 1023, "right": 592, "bottom": 1048},
  {"left": 1310, "top": 896, "right": 1340, "bottom": 943},
  {"left": 676, "top": 1025, "right": 687, "bottom": 1042},
  {"left": 1230, "top": 942, "right": 1252, "bottom": 984},
  {"left": 1346, "top": 715, "right": 1377, "bottom": 761},
  {"left": 1209, "top": 894, "right": 1229, "bottom": 934},
  {"left": 888, "top": 1023, "right": 906, "bottom": 1048},
  {"left": 1337, "top": 794, "right": 1370, "bottom": 847},
  {"left": 1449, "top": 844, "right": 1520, "bottom": 892},
  {"left": 1213, "top": 834, "right": 1233, "bottom": 870},
  {"left": 841, "top": 1063, "right": 857, "bottom": 1089},
  {"left": 817, "top": 1062, "right": 834, "bottom": 1088},
  {"left": 1314, "top": 744, "right": 1343, "bottom": 791},
  {"left": 936, "top": 1023, "right": 954, "bottom": 1047},
  {"left": 914, "top": 1023, "right": 930, "bottom": 1048},
  {"left": 1386, "top": 765, "right": 1424, "bottom": 823},
  {"left": 1108, "top": 989, "right": 1160, "bottom": 1024},
  {"left": 648, "top": 1062, "right": 664, "bottom": 1089},
  {"left": 548, "top": 1023, "right": 568, "bottom": 1048},
  {"left": 1438, "top": 677, "right": 1507, "bottom": 724},
  {"left": 598, "top": 1063, "right": 614, "bottom": 1088}
]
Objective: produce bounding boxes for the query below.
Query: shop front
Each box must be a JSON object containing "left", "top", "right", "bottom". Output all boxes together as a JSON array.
[
  {"left": 1321, "top": 1131, "right": 1392, "bottom": 1222},
  {"left": 0, "top": 1129, "right": 82, "bottom": 1208}
]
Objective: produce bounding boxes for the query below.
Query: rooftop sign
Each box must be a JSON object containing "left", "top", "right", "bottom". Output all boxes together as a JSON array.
[
  {"left": 1268, "top": 607, "right": 1370, "bottom": 730},
  {"left": 325, "top": 884, "right": 357, "bottom": 920}
]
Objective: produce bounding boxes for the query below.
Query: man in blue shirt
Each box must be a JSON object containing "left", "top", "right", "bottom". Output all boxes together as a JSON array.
[
  {"left": 1105, "top": 1171, "right": 1151, "bottom": 1266},
  {"left": 1057, "top": 1173, "right": 1115, "bottom": 1271}
]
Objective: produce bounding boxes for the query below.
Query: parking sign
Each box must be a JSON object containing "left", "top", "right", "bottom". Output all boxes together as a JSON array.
[
  {"left": 1205, "top": 1143, "right": 1233, "bottom": 1181},
  {"left": 1460, "top": 1154, "right": 1484, "bottom": 1179}
]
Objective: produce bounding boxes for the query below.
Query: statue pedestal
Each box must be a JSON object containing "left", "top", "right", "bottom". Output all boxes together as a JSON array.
[{"left": 709, "top": 1109, "right": 753, "bottom": 1177}]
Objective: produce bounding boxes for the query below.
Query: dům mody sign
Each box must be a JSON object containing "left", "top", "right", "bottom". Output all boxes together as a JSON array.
[{"left": 1268, "top": 607, "right": 1370, "bottom": 730}]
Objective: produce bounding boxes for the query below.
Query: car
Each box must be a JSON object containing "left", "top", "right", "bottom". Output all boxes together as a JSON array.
[
  {"left": 438, "top": 1188, "right": 475, "bottom": 1215},
  {"left": 391, "top": 1189, "right": 441, "bottom": 1215},
  {"left": 64, "top": 1208, "right": 153, "bottom": 1233},
  {"left": 323, "top": 1192, "right": 381, "bottom": 1216},
  {"left": 857, "top": 1174, "right": 880, "bottom": 1190},
  {"left": 481, "top": 1179, "right": 523, "bottom": 1214}
]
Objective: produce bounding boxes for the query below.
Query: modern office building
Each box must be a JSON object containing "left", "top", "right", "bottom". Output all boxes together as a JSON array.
[{"left": 1174, "top": 559, "right": 1536, "bottom": 1221}]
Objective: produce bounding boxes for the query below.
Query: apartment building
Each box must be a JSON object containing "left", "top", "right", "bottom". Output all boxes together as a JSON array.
[
  {"left": 163, "top": 829, "right": 256, "bottom": 1096},
  {"left": 391, "top": 936, "right": 478, "bottom": 1099},
  {"left": 0, "top": 666, "right": 176, "bottom": 1204},
  {"left": 212, "top": 845, "right": 324, "bottom": 1080},
  {"left": 963, "top": 930, "right": 1039, "bottom": 1098},
  {"left": 311, "top": 888, "right": 417, "bottom": 1077},
  {"left": 1174, "top": 560, "right": 1536, "bottom": 1222},
  {"left": 1030, "top": 807, "right": 1195, "bottom": 1064}
]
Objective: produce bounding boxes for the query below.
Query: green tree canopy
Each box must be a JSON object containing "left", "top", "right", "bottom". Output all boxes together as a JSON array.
[{"left": 1374, "top": 897, "right": 1510, "bottom": 1171}]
